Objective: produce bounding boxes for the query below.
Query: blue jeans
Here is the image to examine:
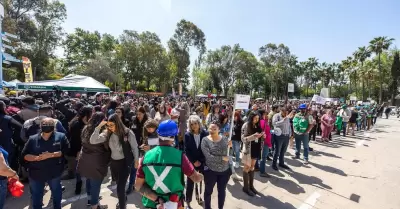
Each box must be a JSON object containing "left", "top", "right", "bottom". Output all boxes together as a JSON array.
[
  {"left": 295, "top": 133, "right": 309, "bottom": 160},
  {"left": 231, "top": 140, "right": 241, "bottom": 163},
  {"left": 342, "top": 122, "right": 348, "bottom": 136},
  {"left": 30, "top": 177, "right": 62, "bottom": 209},
  {"left": 273, "top": 135, "right": 289, "bottom": 165},
  {"left": 0, "top": 179, "right": 7, "bottom": 209},
  {"left": 128, "top": 165, "right": 137, "bottom": 189},
  {"left": 259, "top": 145, "right": 269, "bottom": 173},
  {"left": 87, "top": 178, "right": 103, "bottom": 206}
]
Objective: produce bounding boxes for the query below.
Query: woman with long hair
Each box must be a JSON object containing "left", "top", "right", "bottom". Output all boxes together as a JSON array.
[
  {"left": 115, "top": 107, "right": 130, "bottom": 127},
  {"left": 184, "top": 115, "right": 208, "bottom": 208},
  {"left": 232, "top": 111, "right": 243, "bottom": 168},
  {"left": 258, "top": 109, "right": 272, "bottom": 178},
  {"left": 201, "top": 120, "right": 231, "bottom": 209},
  {"left": 90, "top": 114, "right": 139, "bottom": 209},
  {"left": 154, "top": 102, "right": 170, "bottom": 123},
  {"left": 78, "top": 112, "right": 110, "bottom": 209},
  {"left": 205, "top": 104, "right": 220, "bottom": 128},
  {"left": 241, "top": 111, "right": 264, "bottom": 196},
  {"left": 218, "top": 113, "right": 230, "bottom": 138},
  {"left": 141, "top": 119, "right": 159, "bottom": 150},
  {"left": 126, "top": 106, "right": 148, "bottom": 194},
  {"left": 67, "top": 106, "right": 93, "bottom": 194}
]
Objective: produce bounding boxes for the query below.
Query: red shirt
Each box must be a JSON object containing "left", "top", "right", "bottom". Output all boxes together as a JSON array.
[{"left": 136, "top": 147, "right": 195, "bottom": 179}]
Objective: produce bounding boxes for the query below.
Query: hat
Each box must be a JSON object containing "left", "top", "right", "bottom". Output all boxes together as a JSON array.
[{"left": 298, "top": 104, "right": 307, "bottom": 109}]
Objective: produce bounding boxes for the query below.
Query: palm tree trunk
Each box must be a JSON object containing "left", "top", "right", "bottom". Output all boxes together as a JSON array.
[
  {"left": 368, "top": 75, "right": 371, "bottom": 99},
  {"left": 361, "top": 62, "right": 365, "bottom": 101},
  {"left": 379, "top": 53, "right": 382, "bottom": 103},
  {"left": 355, "top": 70, "right": 358, "bottom": 99}
]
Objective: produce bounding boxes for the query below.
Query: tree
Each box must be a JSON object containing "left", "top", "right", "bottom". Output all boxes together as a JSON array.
[
  {"left": 369, "top": 36, "right": 395, "bottom": 103},
  {"left": 63, "top": 28, "right": 101, "bottom": 73},
  {"left": 4, "top": 0, "right": 67, "bottom": 80},
  {"left": 170, "top": 19, "right": 206, "bottom": 92},
  {"left": 390, "top": 51, "right": 400, "bottom": 105},
  {"left": 353, "top": 46, "right": 371, "bottom": 101},
  {"left": 259, "top": 43, "right": 292, "bottom": 98}
]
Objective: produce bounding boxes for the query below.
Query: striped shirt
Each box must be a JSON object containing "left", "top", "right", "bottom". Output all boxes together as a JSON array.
[{"left": 272, "top": 112, "right": 292, "bottom": 136}]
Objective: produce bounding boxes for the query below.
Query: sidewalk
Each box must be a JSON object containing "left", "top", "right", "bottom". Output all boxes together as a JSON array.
[{"left": 5, "top": 117, "right": 400, "bottom": 209}]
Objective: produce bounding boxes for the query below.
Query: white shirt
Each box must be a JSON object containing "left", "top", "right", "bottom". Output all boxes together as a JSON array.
[{"left": 194, "top": 134, "right": 201, "bottom": 148}]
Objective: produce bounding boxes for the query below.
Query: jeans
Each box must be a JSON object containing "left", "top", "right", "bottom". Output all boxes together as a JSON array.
[
  {"left": 271, "top": 134, "right": 276, "bottom": 153},
  {"left": 295, "top": 133, "right": 309, "bottom": 161},
  {"left": 128, "top": 164, "right": 137, "bottom": 189},
  {"left": 342, "top": 122, "right": 348, "bottom": 136},
  {"left": 30, "top": 177, "right": 62, "bottom": 209},
  {"left": 231, "top": 140, "right": 241, "bottom": 163},
  {"left": 0, "top": 179, "right": 7, "bottom": 209},
  {"left": 87, "top": 178, "right": 103, "bottom": 206},
  {"left": 273, "top": 135, "right": 290, "bottom": 165},
  {"left": 110, "top": 159, "right": 130, "bottom": 209},
  {"left": 203, "top": 168, "right": 231, "bottom": 209},
  {"left": 259, "top": 145, "right": 269, "bottom": 173}
]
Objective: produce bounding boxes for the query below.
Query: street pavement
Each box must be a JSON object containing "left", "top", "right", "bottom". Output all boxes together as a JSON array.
[{"left": 5, "top": 116, "right": 400, "bottom": 209}]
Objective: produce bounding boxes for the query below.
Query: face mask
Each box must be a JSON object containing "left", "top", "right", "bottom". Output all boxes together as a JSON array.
[{"left": 41, "top": 125, "right": 54, "bottom": 133}]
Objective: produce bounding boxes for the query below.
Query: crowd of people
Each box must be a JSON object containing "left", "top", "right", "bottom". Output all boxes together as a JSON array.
[{"left": 0, "top": 92, "right": 390, "bottom": 209}]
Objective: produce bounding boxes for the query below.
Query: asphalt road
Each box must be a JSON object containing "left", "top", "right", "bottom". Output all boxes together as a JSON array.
[{"left": 5, "top": 116, "right": 400, "bottom": 209}]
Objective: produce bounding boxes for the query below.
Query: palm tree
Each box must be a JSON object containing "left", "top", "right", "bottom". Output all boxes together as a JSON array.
[
  {"left": 369, "top": 36, "right": 395, "bottom": 103},
  {"left": 353, "top": 46, "right": 371, "bottom": 101}
]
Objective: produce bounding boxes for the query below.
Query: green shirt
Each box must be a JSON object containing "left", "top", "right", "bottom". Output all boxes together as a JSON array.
[
  {"left": 293, "top": 112, "right": 313, "bottom": 134},
  {"left": 142, "top": 146, "right": 185, "bottom": 208}
]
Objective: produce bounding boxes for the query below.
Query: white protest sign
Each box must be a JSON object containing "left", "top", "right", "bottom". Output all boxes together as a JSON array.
[
  {"left": 234, "top": 94, "right": 251, "bottom": 110},
  {"left": 311, "top": 95, "right": 326, "bottom": 105},
  {"left": 288, "top": 83, "right": 294, "bottom": 92},
  {"left": 320, "top": 88, "right": 329, "bottom": 98},
  {"left": 350, "top": 96, "right": 357, "bottom": 101}
]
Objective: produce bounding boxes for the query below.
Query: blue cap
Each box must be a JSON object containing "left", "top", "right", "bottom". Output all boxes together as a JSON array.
[
  {"left": 298, "top": 104, "right": 307, "bottom": 109},
  {"left": 157, "top": 120, "right": 179, "bottom": 137}
]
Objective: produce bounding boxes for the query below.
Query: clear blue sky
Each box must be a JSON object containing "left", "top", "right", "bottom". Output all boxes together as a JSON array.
[{"left": 61, "top": 0, "right": 400, "bottom": 63}]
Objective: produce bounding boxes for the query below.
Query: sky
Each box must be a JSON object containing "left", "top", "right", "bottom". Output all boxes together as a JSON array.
[{"left": 60, "top": 0, "right": 400, "bottom": 64}]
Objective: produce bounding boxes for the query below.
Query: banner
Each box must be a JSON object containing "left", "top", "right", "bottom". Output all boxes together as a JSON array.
[
  {"left": 312, "top": 94, "right": 326, "bottom": 105},
  {"left": 22, "top": 57, "right": 33, "bottom": 83}
]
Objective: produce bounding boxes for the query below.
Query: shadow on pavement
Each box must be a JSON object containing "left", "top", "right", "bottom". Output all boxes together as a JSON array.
[
  {"left": 308, "top": 162, "right": 347, "bottom": 176},
  {"left": 281, "top": 169, "right": 332, "bottom": 190},
  {"left": 268, "top": 177, "right": 305, "bottom": 195},
  {"left": 226, "top": 183, "right": 297, "bottom": 209},
  {"left": 309, "top": 150, "right": 342, "bottom": 159}
]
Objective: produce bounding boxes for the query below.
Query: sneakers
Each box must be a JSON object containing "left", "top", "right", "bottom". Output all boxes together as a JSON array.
[
  {"left": 234, "top": 162, "right": 240, "bottom": 168},
  {"left": 304, "top": 159, "right": 309, "bottom": 165}
]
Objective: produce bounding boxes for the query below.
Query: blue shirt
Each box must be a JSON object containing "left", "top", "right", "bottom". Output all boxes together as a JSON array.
[{"left": 21, "top": 132, "right": 70, "bottom": 182}]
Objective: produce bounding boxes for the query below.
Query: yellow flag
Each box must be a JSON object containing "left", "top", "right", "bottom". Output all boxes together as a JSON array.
[{"left": 22, "top": 57, "right": 33, "bottom": 82}]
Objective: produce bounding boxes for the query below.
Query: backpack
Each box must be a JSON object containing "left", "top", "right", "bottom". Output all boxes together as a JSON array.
[{"left": 24, "top": 120, "right": 41, "bottom": 140}]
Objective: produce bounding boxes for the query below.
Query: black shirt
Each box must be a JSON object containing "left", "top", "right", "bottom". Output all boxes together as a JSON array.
[{"left": 21, "top": 132, "right": 70, "bottom": 182}]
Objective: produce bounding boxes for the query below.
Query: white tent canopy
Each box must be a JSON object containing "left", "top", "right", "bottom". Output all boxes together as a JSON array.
[{"left": 16, "top": 74, "right": 110, "bottom": 92}]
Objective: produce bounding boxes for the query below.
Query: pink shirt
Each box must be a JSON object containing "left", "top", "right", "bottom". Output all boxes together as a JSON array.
[{"left": 260, "top": 119, "right": 272, "bottom": 148}]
